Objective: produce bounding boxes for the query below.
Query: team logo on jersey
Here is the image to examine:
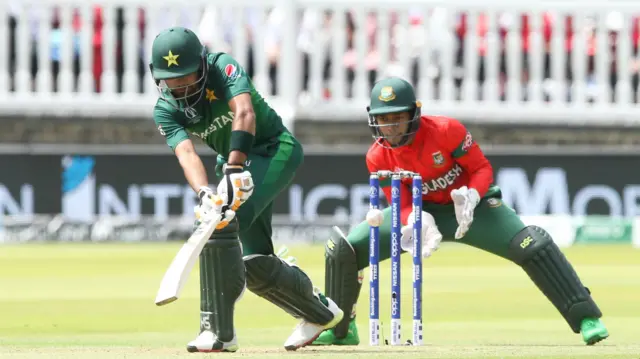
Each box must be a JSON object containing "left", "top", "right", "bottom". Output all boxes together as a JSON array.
[
  {"left": 487, "top": 198, "right": 502, "bottom": 208},
  {"left": 163, "top": 50, "right": 179, "bottom": 67},
  {"left": 184, "top": 108, "right": 201, "bottom": 124},
  {"left": 205, "top": 88, "right": 218, "bottom": 102},
  {"left": 432, "top": 151, "right": 445, "bottom": 167},
  {"left": 461, "top": 131, "right": 474, "bottom": 152},
  {"left": 378, "top": 86, "right": 396, "bottom": 102},
  {"left": 224, "top": 64, "right": 239, "bottom": 80}
]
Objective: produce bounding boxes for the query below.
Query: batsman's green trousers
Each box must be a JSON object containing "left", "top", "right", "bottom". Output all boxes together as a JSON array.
[{"left": 215, "top": 131, "right": 302, "bottom": 256}]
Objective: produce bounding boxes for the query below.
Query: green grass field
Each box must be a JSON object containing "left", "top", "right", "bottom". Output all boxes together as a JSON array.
[{"left": 0, "top": 242, "right": 638, "bottom": 358}]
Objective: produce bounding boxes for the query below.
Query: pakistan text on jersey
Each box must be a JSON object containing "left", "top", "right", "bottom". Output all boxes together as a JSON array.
[
  {"left": 192, "top": 111, "right": 235, "bottom": 139},
  {"left": 422, "top": 164, "right": 463, "bottom": 194}
]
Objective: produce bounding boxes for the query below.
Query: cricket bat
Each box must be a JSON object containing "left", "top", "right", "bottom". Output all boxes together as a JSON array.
[{"left": 155, "top": 213, "right": 221, "bottom": 306}]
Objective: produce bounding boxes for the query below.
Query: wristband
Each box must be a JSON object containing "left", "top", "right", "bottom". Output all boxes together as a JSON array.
[
  {"left": 224, "top": 164, "right": 244, "bottom": 174},
  {"left": 229, "top": 130, "right": 254, "bottom": 157}
]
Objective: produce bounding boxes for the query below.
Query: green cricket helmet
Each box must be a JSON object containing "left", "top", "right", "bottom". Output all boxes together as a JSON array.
[
  {"left": 367, "top": 77, "right": 422, "bottom": 148},
  {"left": 149, "top": 26, "right": 208, "bottom": 109}
]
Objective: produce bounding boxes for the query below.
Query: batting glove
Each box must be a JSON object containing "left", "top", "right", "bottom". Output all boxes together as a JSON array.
[
  {"left": 217, "top": 164, "right": 254, "bottom": 212},
  {"left": 400, "top": 210, "right": 442, "bottom": 258},
  {"left": 195, "top": 186, "right": 235, "bottom": 230},
  {"left": 450, "top": 186, "right": 480, "bottom": 239}
]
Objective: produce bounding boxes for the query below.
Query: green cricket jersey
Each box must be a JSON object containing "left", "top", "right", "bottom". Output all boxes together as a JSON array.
[{"left": 153, "top": 52, "right": 286, "bottom": 156}]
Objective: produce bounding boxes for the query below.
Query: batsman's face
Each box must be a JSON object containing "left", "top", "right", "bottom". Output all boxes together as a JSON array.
[
  {"left": 164, "top": 72, "right": 199, "bottom": 97},
  {"left": 374, "top": 111, "right": 411, "bottom": 146}
]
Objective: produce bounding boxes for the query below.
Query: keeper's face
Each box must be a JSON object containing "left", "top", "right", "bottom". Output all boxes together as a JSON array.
[{"left": 374, "top": 111, "right": 411, "bottom": 146}]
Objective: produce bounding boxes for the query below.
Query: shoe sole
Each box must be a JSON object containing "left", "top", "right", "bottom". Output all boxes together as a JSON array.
[
  {"left": 285, "top": 299, "right": 345, "bottom": 351},
  {"left": 308, "top": 338, "right": 333, "bottom": 346},
  {"left": 332, "top": 340, "right": 360, "bottom": 346},
  {"left": 186, "top": 345, "right": 239, "bottom": 353},
  {"left": 309, "top": 337, "right": 360, "bottom": 346},
  {"left": 285, "top": 313, "right": 343, "bottom": 351},
  {"left": 284, "top": 332, "right": 323, "bottom": 351},
  {"left": 585, "top": 333, "right": 609, "bottom": 346}
]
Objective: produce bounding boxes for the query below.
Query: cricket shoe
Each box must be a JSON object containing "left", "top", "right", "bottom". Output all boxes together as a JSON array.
[
  {"left": 283, "top": 293, "right": 344, "bottom": 351},
  {"left": 186, "top": 330, "right": 239, "bottom": 353},
  {"left": 581, "top": 317, "right": 609, "bottom": 345},
  {"left": 311, "top": 317, "right": 360, "bottom": 345}
]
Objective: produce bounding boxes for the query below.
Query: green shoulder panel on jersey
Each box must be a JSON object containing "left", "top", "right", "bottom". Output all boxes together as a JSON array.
[
  {"left": 452, "top": 130, "right": 474, "bottom": 158},
  {"left": 208, "top": 53, "right": 252, "bottom": 101},
  {"left": 153, "top": 101, "right": 190, "bottom": 151},
  {"left": 206, "top": 53, "right": 287, "bottom": 149}
]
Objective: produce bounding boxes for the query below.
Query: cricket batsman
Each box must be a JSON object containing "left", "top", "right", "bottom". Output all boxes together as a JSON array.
[
  {"left": 150, "top": 26, "right": 343, "bottom": 352},
  {"left": 313, "top": 77, "right": 609, "bottom": 346}
]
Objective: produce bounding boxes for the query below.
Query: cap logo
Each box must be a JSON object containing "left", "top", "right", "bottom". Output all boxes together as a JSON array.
[
  {"left": 378, "top": 86, "right": 396, "bottom": 102},
  {"left": 163, "top": 50, "right": 180, "bottom": 67}
]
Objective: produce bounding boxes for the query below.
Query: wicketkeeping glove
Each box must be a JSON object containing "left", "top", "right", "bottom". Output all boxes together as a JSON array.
[
  {"left": 195, "top": 186, "right": 236, "bottom": 229},
  {"left": 450, "top": 186, "right": 480, "bottom": 239},
  {"left": 400, "top": 210, "right": 443, "bottom": 258},
  {"left": 216, "top": 164, "right": 254, "bottom": 212}
]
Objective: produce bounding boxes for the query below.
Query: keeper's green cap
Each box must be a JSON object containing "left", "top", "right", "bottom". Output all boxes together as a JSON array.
[{"left": 368, "top": 77, "right": 417, "bottom": 115}]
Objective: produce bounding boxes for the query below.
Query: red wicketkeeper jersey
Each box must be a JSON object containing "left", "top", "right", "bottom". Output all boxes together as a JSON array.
[{"left": 366, "top": 115, "right": 493, "bottom": 225}]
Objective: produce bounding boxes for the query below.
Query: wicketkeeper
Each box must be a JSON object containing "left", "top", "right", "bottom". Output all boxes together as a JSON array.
[
  {"left": 313, "top": 77, "right": 609, "bottom": 346},
  {"left": 150, "top": 26, "right": 343, "bottom": 352}
]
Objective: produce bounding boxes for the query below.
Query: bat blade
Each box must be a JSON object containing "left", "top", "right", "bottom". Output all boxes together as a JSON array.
[{"left": 155, "top": 214, "right": 220, "bottom": 306}]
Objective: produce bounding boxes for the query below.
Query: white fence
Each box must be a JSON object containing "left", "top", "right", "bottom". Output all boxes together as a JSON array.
[{"left": 3, "top": 0, "right": 640, "bottom": 125}]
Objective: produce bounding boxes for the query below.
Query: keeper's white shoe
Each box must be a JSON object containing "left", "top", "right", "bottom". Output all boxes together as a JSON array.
[
  {"left": 283, "top": 296, "right": 344, "bottom": 351},
  {"left": 186, "top": 330, "right": 239, "bottom": 353}
]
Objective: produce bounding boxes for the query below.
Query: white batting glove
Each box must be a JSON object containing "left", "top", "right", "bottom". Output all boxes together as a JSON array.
[
  {"left": 365, "top": 208, "right": 384, "bottom": 227},
  {"left": 195, "top": 186, "right": 217, "bottom": 215},
  {"left": 400, "top": 210, "right": 443, "bottom": 258},
  {"left": 450, "top": 186, "right": 480, "bottom": 239},
  {"left": 217, "top": 164, "right": 254, "bottom": 212},
  {"left": 195, "top": 186, "right": 236, "bottom": 230}
]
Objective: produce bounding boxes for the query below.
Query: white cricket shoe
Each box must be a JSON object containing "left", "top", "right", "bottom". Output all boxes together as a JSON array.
[
  {"left": 186, "top": 330, "right": 239, "bottom": 353},
  {"left": 283, "top": 295, "right": 344, "bottom": 351}
]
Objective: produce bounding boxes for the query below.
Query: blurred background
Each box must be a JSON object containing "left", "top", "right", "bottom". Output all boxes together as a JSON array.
[{"left": 1, "top": 0, "right": 640, "bottom": 248}]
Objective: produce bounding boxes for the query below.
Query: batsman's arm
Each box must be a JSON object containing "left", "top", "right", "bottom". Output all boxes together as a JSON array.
[
  {"left": 446, "top": 119, "right": 493, "bottom": 197},
  {"left": 154, "top": 106, "right": 209, "bottom": 194},
  {"left": 175, "top": 140, "right": 210, "bottom": 194},
  {"left": 215, "top": 53, "right": 256, "bottom": 166},
  {"left": 227, "top": 93, "right": 256, "bottom": 166},
  {"left": 366, "top": 155, "right": 413, "bottom": 225}
]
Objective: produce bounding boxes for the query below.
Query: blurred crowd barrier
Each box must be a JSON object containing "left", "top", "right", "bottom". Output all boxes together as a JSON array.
[
  {"left": 2, "top": 214, "right": 639, "bottom": 248},
  {"left": 3, "top": 0, "right": 640, "bottom": 125}
]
